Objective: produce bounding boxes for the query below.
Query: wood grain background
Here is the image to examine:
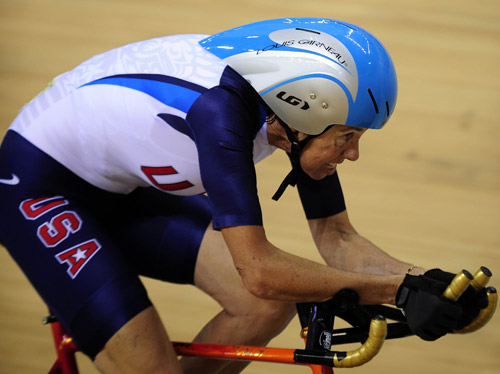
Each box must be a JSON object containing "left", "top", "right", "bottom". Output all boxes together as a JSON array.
[{"left": 1, "top": 1, "right": 499, "bottom": 373}]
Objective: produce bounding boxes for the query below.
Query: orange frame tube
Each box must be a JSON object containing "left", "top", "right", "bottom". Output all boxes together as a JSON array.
[
  {"left": 173, "top": 342, "right": 333, "bottom": 373},
  {"left": 173, "top": 342, "right": 296, "bottom": 364}
]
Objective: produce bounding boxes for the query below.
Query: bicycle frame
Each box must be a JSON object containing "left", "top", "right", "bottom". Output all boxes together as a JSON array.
[
  {"left": 45, "top": 289, "right": 408, "bottom": 374},
  {"left": 45, "top": 267, "right": 497, "bottom": 374}
]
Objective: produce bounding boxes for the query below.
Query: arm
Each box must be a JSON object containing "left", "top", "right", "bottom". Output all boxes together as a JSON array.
[
  {"left": 221, "top": 224, "right": 405, "bottom": 305},
  {"left": 308, "top": 210, "right": 426, "bottom": 276}
]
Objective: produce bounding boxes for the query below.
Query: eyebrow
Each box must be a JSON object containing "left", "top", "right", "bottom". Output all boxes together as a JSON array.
[{"left": 340, "top": 125, "right": 365, "bottom": 132}]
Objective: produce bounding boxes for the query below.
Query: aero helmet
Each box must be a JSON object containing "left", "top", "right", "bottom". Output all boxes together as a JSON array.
[{"left": 200, "top": 18, "right": 398, "bottom": 135}]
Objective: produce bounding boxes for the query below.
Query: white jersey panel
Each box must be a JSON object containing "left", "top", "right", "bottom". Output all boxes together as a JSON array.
[{"left": 9, "top": 34, "right": 274, "bottom": 195}]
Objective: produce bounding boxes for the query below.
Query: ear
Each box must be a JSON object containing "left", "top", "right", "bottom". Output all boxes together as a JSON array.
[{"left": 294, "top": 130, "right": 309, "bottom": 142}]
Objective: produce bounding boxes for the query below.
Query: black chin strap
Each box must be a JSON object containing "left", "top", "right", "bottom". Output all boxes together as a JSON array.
[{"left": 272, "top": 122, "right": 314, "bottom": 201}]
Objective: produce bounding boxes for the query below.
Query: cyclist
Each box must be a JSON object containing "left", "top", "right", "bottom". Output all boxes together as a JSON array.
[{"left": 0, "top": 18, "right": 487, "bottom": 374}]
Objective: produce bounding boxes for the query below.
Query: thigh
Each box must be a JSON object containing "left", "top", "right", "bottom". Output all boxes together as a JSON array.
[
  {"left": 109, "top": 187, "right": 213, "bottom": 284},
  {"left": 193, "top": 225, "right": 246, "bottom": 303},
  {"left": 0, "top": 132, "right": 152, "bottom": 359},
  {"left": 194, "top": 225, "right": 294, "bottom": 318}
]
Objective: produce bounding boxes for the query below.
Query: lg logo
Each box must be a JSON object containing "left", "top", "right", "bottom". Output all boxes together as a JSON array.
[{"left": 276, "top": 91, "right": 310, "bottom": 110}]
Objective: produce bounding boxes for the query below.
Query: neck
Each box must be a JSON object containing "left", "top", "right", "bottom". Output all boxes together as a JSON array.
[{"left": 266, "top": 117, "right": 294, "bottom": 153}]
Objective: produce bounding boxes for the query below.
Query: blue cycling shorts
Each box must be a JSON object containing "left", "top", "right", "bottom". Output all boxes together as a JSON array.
[{"left": 0, "top": 130, "right": 213, "bottom": 359}]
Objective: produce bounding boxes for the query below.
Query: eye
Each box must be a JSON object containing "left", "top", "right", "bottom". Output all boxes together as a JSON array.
[
  {"left": 335, "top": 132, "right": 355, "bottom": 146},
  {"left": 343, "top": 132, "right": 355, "bottom": 142}
]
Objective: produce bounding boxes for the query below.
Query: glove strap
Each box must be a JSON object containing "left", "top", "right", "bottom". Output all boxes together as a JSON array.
[{"left": 396, "top": 286, "right": 411, "bottom": 308}]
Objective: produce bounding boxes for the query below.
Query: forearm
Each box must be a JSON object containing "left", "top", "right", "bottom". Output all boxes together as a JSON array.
[
  {"left": 257, "top": 247, "right": 404, "bottom": 304},
  {"left": 320, "top": 231, "right": 412, "bottom": 275},
  {"left": 223, "top": 225, "right": 404, "bottom": 305},
  {"left": 309, "top": 214, "right": 425, "bottom": 276}
]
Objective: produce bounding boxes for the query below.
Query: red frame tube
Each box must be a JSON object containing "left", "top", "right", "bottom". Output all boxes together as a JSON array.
[{"left": 48, "top": 321, "right": 79, "bottom": 374}]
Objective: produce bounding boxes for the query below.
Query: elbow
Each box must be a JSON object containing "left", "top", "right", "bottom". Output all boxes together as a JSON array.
[
  {"left": 237, "top": 265, "right": 274, "bottom": 299},
  {"left": 247, "top": 280, "right": 274, "bottom": 300}
]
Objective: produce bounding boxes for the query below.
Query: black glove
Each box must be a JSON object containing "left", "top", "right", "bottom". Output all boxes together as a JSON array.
[
  {"left": 396, "top": 274, "right": 462, "bottom": 341},
  {"left": 425, "top": 268, "right": 489, "bottom": 330}
]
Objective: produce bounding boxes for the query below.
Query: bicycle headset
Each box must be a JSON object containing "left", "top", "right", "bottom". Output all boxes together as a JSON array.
[{"left": 199, "top": 18, "right": 398, "bottom": 200}]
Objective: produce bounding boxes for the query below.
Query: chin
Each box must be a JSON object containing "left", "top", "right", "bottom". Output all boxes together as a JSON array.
[
  {"left": 302, "top": 163, "right": 334, "bottom": 180},
  {"left": 304, "top": 170, "right": 325, "bottom": 180}
]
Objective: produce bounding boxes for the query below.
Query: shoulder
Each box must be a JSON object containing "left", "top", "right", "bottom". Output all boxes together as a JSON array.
[
  {"left": 63, "top": 34, "right": 229, "bottom": 89},
  {"left": 188, "top": 66, "right": 267, "bottom": 132}
]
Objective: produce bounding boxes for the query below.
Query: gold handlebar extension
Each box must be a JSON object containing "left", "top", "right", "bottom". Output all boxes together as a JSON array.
[
  {"left": 442, "top": 267, "right": 497, "bottom": 334},
  {"left": 442, "top": 269, "right": 473, "bottom": 301},
  {"left": 470, "top": 267, "right": 492, "bottom": 291},
  {"left": 332, "top": 316, "right": 387, "bottom": 368}
]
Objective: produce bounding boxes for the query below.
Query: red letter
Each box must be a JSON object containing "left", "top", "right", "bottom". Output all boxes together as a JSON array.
[
  {"left": 141, "top": 166, "right": 193, "bottom": 191},
  {"left": 19, "top": 196, "right": 68, "bottom": 220},
  {"left": 37, "top": 211, "right": 82, "bottom": 247},
  {"left": 55, "top": 239, "right": 101, "bottom": 279}
]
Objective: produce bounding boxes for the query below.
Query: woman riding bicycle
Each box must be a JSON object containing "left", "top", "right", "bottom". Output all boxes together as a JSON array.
[{"left": 0, "top": 18, "right": 486, "bottom": 374}]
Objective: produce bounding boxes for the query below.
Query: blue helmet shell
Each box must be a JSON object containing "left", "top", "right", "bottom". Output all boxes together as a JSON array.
[{"left": 200, "top": 18, "right": 397, "bottom": 134}]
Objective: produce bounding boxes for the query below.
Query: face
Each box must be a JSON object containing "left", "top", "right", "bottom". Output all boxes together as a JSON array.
[{"left": 298, "top": 125, "right": 367, "bottom": 180}]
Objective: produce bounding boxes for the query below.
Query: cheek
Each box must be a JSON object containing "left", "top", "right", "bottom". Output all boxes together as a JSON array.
[
  {"left": 301, "top": 145, "right": 339, "bottom": 165},
  {"left": 299, "top": 147, "right": 340, "bottom": 178}
]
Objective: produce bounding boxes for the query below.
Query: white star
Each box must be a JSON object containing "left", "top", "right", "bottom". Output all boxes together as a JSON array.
[{"left": 71, "top": 248, "right": 87, "bottom": 262}]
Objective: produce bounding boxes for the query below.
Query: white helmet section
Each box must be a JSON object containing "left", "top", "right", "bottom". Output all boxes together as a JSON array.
[
  {"left": 224, "top": 28, "right": 358, "bottom": 135},
  {"left": 200, "top": 18, "right": 397, "bottom": 135}
]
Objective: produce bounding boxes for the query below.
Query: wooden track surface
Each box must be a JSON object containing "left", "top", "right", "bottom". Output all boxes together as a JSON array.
[{"left": 0, "top": 0, "right": 499, "bottom": 373}]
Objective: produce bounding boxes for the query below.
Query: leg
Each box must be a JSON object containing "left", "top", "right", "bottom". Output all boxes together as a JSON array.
[
  {"left": 181, "top": 225, "right": 297, "bottom": 374},
  {"left": 0, "top": 136, "right": 199, "bottom": 374},
  {"left": 96, "top": 189, "right": 294, "bottom": 373},
  {"left": 95, "top": 306, "right": 182, "bottom": 374}
]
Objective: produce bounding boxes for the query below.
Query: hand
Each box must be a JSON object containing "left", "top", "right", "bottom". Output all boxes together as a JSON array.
[
  {"left": 425, "top": 268, "right": 489, "bottom": 330},
  {"left": 396, "top": 274, "right": 462, "bottom": 341}
]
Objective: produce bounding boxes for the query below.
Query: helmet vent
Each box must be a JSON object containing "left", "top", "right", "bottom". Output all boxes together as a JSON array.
[
  {"left": 385, "top": 101, "right": 390, "bottom": 117},
  {"left": 295, "top": 27, "right": 320, "bottom": 35},
  {"left": 367, "top": 88, "right": 379, "bottom": 114}
]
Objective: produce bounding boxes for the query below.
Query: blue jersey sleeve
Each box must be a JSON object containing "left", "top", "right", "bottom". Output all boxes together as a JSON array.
[{"left": 186, "top": 67, "right": 267, "bottom": 229}]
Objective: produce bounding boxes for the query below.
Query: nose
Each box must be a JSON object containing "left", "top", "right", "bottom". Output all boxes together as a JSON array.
[{"left": 342, "top": 141, "right": 360, "bottom": 161}]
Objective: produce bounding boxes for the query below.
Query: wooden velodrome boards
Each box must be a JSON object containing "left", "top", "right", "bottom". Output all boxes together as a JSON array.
[{"left": 0, "top": 0, "right": 498, "bottom": 373}]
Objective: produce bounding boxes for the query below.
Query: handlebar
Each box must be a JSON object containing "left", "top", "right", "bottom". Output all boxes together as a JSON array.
[
  {"left": 295, "top": 289, "right": 392, "bottom": 368},
  {"left": 331, "top": 315, "right": 387, "bottom": 368},
  {"left": 294, "top": 266, "right": 497, "bottom": 368},
  {"left": 295, "top": 315, "right": 388, "bottom": 368},
  {"left": 443, "top": 266, "right": 498, "bottom": 334}
]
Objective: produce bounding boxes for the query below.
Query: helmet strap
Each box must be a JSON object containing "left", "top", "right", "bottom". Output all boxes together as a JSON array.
[{"left": 271, "top": 121, "right": 314, "bottom": 201}]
